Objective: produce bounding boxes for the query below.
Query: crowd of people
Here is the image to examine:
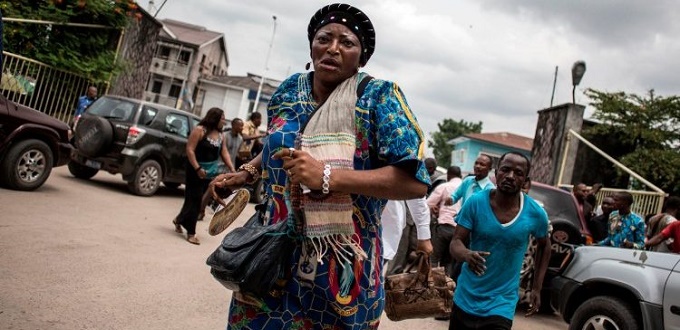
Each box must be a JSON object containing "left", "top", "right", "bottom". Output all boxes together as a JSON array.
[{"left": 162, "top": 3, "right": 679, "bottom": 329}]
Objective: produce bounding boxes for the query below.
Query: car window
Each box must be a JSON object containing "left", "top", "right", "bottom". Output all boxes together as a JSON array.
[
  {"left": 165, "top": 113, "right": 190, "bottom": 138},
  {"left": 138, "top": 106, "right": 158, "bottom": 126},
  {"left": 528, "top": 186, "right": 580, "bottom": 223},
  {"left": 191, "top": 117, "right": 200, "bottom": 129},
  {"left": 87, "top": 98, "right": 138, "bottom": 122}
]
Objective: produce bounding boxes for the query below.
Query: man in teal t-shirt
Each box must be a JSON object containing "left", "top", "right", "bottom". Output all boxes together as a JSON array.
[{"left": 449, "top": 152, "right": 551, "bottom": 329}]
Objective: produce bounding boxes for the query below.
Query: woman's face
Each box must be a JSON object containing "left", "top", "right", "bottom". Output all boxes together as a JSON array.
[
  {"left": 217, "top": 114, "right": 227, "bottom": 130},
  {"left": 311, "top": 23, "right": 362, "bottom": 86}
]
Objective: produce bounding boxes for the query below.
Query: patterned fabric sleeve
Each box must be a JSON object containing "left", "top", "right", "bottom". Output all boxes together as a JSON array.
[
  {"left": 632, "top": 216, "right": 646, "bottom": 249},
  {"left": 363, "top": 79, "right": 429, "bottom": 185}
]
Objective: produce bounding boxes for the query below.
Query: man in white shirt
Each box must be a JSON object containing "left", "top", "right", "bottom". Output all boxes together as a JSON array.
[
  {"left": 427, "top": 166, "right": 463, "bottom": 275},
  {"left": 382, "top": 198, "right": 433, "bottom": 275}
]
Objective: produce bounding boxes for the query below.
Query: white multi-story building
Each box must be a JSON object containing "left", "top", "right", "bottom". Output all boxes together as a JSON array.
[{"left": 144, "top": 19, "right": 228, "bottom": 112}]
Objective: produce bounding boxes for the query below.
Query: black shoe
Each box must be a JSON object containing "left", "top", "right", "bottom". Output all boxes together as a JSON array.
[{"left": 434, "top": 315, "right": 450, "bottom": 321}]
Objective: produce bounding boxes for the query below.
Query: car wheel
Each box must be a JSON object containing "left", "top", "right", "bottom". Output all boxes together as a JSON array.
[
  {"left": 127, "top": 160, "right": 161, "bottom": 196},
  {"left": 0, "top": 139, "right": 53, "bottom": 191},
  {"left": 163, "top": 182, "right": 181, "bottom": 190},
  {"left": 569, "top": 296, "right": 639, "bottom": 330},
  {"left": 74, "top": 116, "right": 113, "bottom": 158},
  {"left": 249, "top": 179, "right": 265, "bottom": 204},
  {"left": 68, "top": 161, "right": 99, "bottom": 179}
]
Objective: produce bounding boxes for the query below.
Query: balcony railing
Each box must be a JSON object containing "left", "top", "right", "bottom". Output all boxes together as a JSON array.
[{"left": 149, "top": 58, "right": 189, "bottom": 78}]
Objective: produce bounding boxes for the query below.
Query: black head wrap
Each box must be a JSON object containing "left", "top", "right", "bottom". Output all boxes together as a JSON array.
[{"left": 307, "top": 3, "right": 375, "bottom": 66}]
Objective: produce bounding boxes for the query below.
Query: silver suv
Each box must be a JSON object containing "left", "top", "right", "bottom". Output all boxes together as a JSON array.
[{"left": 551, "top": 245, "right": 680, "bottom": 330}]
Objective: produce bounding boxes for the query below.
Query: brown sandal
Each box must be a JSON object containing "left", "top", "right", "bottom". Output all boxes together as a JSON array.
[
  {"left": 173, "top": 218, "right": 182, "bottom": 233},
  {"left": 186, "top": 235, "right": 200, "bottom": 245}
]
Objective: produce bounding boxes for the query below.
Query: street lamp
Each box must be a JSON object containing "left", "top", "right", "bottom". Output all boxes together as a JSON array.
[{"left": 571, "top": 60, "right": 586, "bottom": 104}]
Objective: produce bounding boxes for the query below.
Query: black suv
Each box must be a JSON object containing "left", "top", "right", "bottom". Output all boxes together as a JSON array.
[
  {"left": 0, "top": 93, "right": 73, "bottom": 190},
  {"left": 69, "top": 95, "right": 200, "bottom": 196}
]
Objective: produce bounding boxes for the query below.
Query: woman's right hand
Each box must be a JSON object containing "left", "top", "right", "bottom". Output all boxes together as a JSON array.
[{"left": 209, "top": 171, "right": 250, "bottom": 206}]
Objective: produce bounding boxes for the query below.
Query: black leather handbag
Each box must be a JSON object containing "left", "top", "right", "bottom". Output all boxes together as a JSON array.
[{"left": 206, "top": 205, "right": 295, "bottom": 297}]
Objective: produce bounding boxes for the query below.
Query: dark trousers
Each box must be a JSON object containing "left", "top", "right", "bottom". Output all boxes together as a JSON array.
[
  {"left": 432, "top": 223, "right": 456, "bottom": 276},
  {"left": 176, "top": 162, "right": 210, "bottom": 235},
  {"left": 449, "top": 304, "right": 512, "bottom": 330}
]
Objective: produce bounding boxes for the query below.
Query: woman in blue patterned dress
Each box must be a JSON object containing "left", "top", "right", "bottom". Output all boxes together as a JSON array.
[{"left": 211, "top": 3, "right": 430, "bottom": 329}]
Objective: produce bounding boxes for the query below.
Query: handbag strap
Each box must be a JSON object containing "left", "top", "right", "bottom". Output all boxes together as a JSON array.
[{"left": 402, "top": 251, "right": 432, "bottom": 287}]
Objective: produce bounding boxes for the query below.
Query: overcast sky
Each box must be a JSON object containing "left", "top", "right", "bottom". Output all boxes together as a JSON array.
[{"left": 155, "top": 0, "right": 680, "bottom": 154}]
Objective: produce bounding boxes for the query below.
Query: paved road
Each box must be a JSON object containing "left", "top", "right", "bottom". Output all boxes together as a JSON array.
[{"left": 0, "top": 167, "right": 568, "bottom": 329}]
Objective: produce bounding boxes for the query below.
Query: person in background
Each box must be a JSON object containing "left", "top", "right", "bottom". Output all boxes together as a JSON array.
[
  {"left": 385, "top": 197, "right": 433, "bottom": 275},
  {"left": 449, "top": 152, "right": 550, "bottom": 329},
  {"left": 209, "top": 4, "right": 429, "bottom": 328},
  {"left": 173, "top": 107, "right": 232, "bottom": 245},
  {"left": 444, "top": 154, "right": 495, "bottom": 282},
  {"left": 197, "top": 118, "right": 241, "bottom": 221},
  {"left": 598, "top": 192, "right": 645, "bottom": 249},
  {"left": 381, "top": 199, "right": 433, "bottom": 275},
  {"left": 588, "top": 196, "right": 615, "bottom": 242},
  {"left": 572, "top": 183, "right": 593, "bottom": 222},
  {"left": 238, "top": 112, "right": 265, "bottom": 165},
  {"left": 586, "top": 183, "right": 603, "bottom": 215},
  {"left": 74, "top": 86, "right": 98, "bottom": 118},
  {"left": 427, "top": 166, "right": 462, "bottom": 275},
  {"left": 645, "top": 218, "right": 680, "bottom": 253},
  {"left": 444, "top": 154, "right": 495, "bottom": 208},
  {"left": 224, "top": 118, "right": 244, "bottom": 170},
  {"left": 645, "top": 196, "right": 680, "bottom": 252},
  {"left": 425, "top": 157, "right": 447, "bottom": 196}
]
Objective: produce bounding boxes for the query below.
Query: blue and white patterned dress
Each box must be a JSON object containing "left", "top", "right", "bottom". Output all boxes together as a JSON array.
[{"left": 226, "top": 72, "right": 429, "bottom": 329}]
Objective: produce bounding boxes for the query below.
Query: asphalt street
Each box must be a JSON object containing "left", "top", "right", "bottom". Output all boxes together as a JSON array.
[{"left": 0, "top": 167, "right": 568, "bottom": 329}]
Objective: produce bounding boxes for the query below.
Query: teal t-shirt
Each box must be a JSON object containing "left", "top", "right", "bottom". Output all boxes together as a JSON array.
[{"left": 453, "top": 190, "right": 549, "bottom": 320}]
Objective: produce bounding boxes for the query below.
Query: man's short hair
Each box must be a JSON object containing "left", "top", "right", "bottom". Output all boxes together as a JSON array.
[
  {"left": 249, "top": 112, "right": 262, "bottom": 120},
  {"left": 573, "top": 182, "right": 586, "bottom": 192},
  {"left": 232, "top": 118, "right": 243, "bottom": 124},
  {"left": 447, "top": 166, "right": 461, "bottom": 178},
  {"left": 616, "top": 191, "right": 634, "bottom": 206},
  {"left": 497, "top": 151, "right": 531, "bottom": 174},
  {"left": 477, "top": 154, "right": 493, "bottom": 165},
  {"left": 424, "top": 158, "right": 437, "bottom": 167}
]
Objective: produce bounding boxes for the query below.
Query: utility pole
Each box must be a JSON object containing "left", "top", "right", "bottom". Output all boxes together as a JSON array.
[{"left": 252, "top": 15, "right": 277, "bottom": 115}]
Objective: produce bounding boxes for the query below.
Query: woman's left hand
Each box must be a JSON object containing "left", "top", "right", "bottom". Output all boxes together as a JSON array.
[{"left": 272, "top": 148, "right": 325, "bottom": 190}]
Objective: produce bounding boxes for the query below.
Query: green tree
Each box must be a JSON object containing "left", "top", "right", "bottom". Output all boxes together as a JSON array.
[
  {"left": 427, "top": 119, "right": 482, "bottom": 168},
  {"left": 585, "top": 88, "right": 680, "bottom": 194},
  {"left": 1, "top": 0, "right": 140, "bottom": 82}
]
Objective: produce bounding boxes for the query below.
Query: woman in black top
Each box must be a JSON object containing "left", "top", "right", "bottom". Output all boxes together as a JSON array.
[{"left": 174, "top": 107, "right": 234, "bottom": 244}]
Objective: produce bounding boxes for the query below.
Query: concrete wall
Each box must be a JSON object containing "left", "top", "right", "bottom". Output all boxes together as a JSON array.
[{"left": 530, "top": 103, "right": 585, "bottom": 185}]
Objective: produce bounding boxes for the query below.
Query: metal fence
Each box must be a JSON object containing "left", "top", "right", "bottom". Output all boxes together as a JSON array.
[
  {"left": 559, "top": 184, "right": 665, "bottom": 217},
  {"left": 1, "top": 51, "right": 104, "bottom": 125},
  {"left": 557, "top": 129, "right": 666, "bottom": 217}
]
